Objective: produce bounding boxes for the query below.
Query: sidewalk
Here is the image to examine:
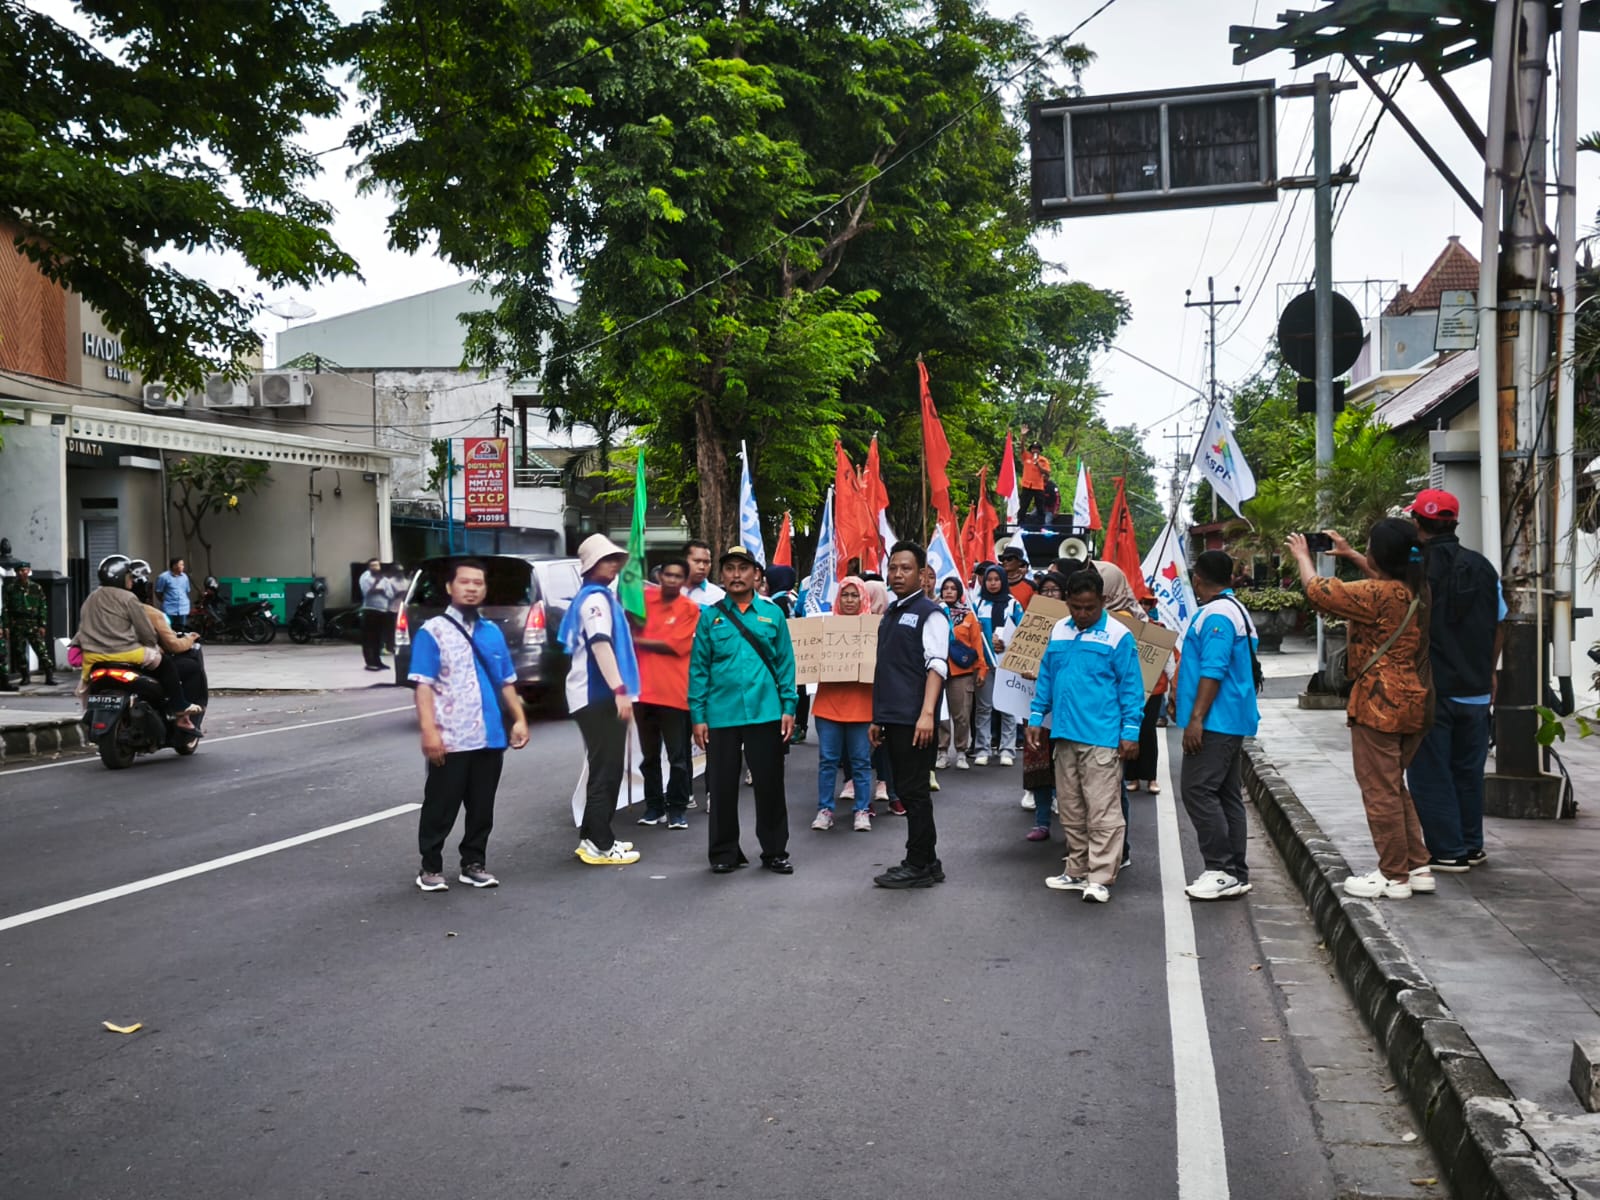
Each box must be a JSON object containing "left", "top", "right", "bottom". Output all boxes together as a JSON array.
[{"left": 1251, "top": 695, "right": 1600, "bottom": 1196}]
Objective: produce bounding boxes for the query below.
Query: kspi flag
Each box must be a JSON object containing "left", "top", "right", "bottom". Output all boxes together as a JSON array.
[
  {"left": 738, "top": 441, "right": 766, "bottom": 566},
  {"left": 804, "top": 488, "right": 837, "bottom": 616},
  {"left": 1140, "top": 521, "right": 1199, "bottom": 634},
  {"left": 1198, "top": 405, "right": 1257, "bottom": 518}
]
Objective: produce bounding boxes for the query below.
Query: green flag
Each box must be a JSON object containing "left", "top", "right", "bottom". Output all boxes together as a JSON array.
[{"left": 619, "top": 449, "right": 648, "bottom": 620}]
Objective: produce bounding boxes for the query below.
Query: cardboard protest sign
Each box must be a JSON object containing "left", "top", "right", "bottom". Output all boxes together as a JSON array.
[
  {"left": 998, "top": 596, "right": 1070, "bottom": 676},
  {"left": 1111, "top": 611, "right": 1180, "bottom": 696},
  {"left": 788, "top": 615, "right": 877, "bottom": 685},
  {"left": 992, "top": 668, "right": 1036, "bottom": 722}
]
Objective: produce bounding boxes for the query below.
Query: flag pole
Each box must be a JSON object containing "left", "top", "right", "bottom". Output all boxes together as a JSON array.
[{"left": 918, "top": 356, "right": 928, "bottom": 543}]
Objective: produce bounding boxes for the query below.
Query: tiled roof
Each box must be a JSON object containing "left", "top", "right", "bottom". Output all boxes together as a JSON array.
[
  {"left": 1373, "top": 350, "right": 1478, "bottom": 430},
  {"left": 1384, "top": 236, "right": 1481, "bottom": 315}
]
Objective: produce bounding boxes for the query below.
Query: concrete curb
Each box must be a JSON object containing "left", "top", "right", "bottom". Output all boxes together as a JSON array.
[
  {"left": 1243, "top": 739, "right": 1574, "bottom": 1200},
  {"left": 0, "top": 715, "right": 86, "bottom": 763}
]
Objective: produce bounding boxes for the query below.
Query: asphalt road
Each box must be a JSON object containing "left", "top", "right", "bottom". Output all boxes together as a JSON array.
[{"left": 3, "top": 690, "right": 1353, "bottom": 1199}]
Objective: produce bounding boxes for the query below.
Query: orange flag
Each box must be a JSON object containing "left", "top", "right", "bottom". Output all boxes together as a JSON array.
[
  {"left": 833, "top": 442, "right": 874, "bottom": 576},
  {"left": 974, "top": 465, "right": 999, "bottom": 563},
  {"left": 918, "top": 361, "right": 955, "bottom": 536},
  {"left": 1104, "top": 477, "right": 1153, "bottom": 602},
  {"left": 863, "top": 434, "right": 890, "bottom": 569},
  {"left": 773, "top": 511, "right": 792, "bottom": 567}
]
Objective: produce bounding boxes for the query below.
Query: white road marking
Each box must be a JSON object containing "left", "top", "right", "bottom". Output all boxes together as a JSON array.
[
  {"left": 0, "top": 704, "right": 415, "bottom": 777},
  {"left": 1155, "top": 746, "right": 1231, "bottom": 1199},
  {"left": 0, "top": 803, "right": 421, "bottom": 933}
]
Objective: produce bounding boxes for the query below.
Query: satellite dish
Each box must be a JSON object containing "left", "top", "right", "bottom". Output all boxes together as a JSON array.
[
  {"left": 265, "top": 297, "right": 316, "bottom": 322},
  {"left": 1058, "top": 537, "right": 1090, "bottom": 564}
]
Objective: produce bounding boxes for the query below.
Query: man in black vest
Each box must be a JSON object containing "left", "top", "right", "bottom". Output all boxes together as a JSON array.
[
  {"left": 1404, "top": 488, "right": 1504, "bottom": 871},
  {"left": 870, "top": 541, "right": 951, "bottom": 889}
]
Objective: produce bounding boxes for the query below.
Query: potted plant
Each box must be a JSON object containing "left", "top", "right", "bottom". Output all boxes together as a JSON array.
[{"left": 1234, "top": 586, "right": 1305, "bottom": 653}]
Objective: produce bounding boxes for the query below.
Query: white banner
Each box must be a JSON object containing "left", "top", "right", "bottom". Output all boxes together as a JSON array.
[
  {"left": 570, "top": 721, "right": 706, "bottom": 826},
  {"left": 1140, "top": 522, "right": 1200, "bottom": 636}
]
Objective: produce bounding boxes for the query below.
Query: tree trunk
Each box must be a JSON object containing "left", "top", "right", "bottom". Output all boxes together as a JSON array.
[{"left": 694, "top": 396, "right": 735, "bottom": 552}]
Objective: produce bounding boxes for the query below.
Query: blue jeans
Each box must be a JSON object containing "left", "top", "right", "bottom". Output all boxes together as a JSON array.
[
  {"left": 874, "top": 744, "right": 896, "bottom": 800},
  {"left": 1032, "top": 786, "right": 1054, "bottom": 830},
  {"left": 817, "top": 717, "right": 872, "bottom": 812},
  {"left": 1405, "top": 698, "right": 1490, "bottom": 859}
]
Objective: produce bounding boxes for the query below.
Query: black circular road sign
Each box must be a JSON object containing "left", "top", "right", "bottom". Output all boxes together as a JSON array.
[{"left": 1276, "top": 289, "right": 1363, "bottom": 379}]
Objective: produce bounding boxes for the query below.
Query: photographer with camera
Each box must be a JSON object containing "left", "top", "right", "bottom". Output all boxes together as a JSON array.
[{"left": 1288, "top": 521, "right": 1435, "bottom": 901}]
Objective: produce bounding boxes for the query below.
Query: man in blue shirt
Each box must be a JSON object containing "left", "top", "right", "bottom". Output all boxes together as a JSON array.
[
  {"left": 1174, "top": 550, "right": 1261, "bottom": 901},
  {"left": 408, "top": 558, "right": 529, "bottom": 892},
  {"left": 1025, "top": 568, "right": 1144, "bottom": 904},
  {"left": 154, "top": 558, "right": 192, "bottom": 632}
]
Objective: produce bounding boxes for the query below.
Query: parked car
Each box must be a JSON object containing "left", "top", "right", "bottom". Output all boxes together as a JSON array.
[{"left": 394, "top": 554, "right": 583, "bottom": 709}]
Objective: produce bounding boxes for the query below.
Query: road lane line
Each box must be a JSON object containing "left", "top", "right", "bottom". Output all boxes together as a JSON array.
[
  {"left": 1155, "top": 747, "right": 1231, "bottom": 1199},
  {"left": 0, "top": 803, "right": 421, "bottom": 933},
  {"left": 0, "top": 704, "right": 415, "bottom": 777}
]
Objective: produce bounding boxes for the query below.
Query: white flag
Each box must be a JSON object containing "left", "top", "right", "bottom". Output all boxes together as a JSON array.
[
  {"left": 1072, "top": 459, "right": 1091, "bottom": 529},
  {"left": 1140, "top": 521, "right": 1199, "bottom": 635},
  {"left": 1197, "top": 406, "right": 1257, "bottom": 517},
  {"left": 738, "top": 441, "right": 766, "bottom": 566},
  {"left": 926, "top": 525, "right": 960, "bottom": 590}
]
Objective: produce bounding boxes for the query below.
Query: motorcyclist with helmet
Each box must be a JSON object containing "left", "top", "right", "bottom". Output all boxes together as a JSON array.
[
  {"left": 128, "top": 559, "right": 210, "bottom": 718},
  {"left": 75, "top": 555, "right": 200, "bottom": 732}
]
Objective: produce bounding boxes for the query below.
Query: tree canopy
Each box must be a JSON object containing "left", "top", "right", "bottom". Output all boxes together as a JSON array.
[{"left": 0, "top": 2, "right": 358, "bottom": 390}]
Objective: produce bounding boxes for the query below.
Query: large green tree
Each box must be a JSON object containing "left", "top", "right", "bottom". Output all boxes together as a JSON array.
[
  {"left": 350, "top": 0, "right": 1121, "bottom": 549},
  {"left": 0, "top": 2, "right": 358, "bottom": 390}
]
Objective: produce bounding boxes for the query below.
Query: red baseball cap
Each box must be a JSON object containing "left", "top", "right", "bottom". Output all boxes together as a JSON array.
[{"left": 1407, "top": 488, "right": 1460, "bottom": 520}]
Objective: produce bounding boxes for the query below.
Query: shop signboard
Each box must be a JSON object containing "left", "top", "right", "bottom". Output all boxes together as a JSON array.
[{"left": 462, "top": 437, "right": 509, "bottom": 529}]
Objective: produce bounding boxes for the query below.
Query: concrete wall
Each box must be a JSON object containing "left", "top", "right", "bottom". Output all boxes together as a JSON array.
[
  {"left": 167, "top": 464, "right": 385, "bottom": 586},
  {"left": 0, "top": 422, "right": 68, "bottom": 570},
  {"left": 275, "top": 280, "right": 488, "bottom": 370}
]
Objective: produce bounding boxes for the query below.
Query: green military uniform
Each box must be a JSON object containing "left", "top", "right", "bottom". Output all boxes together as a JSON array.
[
  {"left": 0, "top": 580, "right": 9, "bottom": 689},
  {"left": 5, "top": 567, "right": 54, "bottom": 683}
]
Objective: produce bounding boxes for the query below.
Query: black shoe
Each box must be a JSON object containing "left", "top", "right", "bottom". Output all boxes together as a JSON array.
[
  {"left": 1428, "top": 856, "right": 1472, "bottom": 873},
  {"left": 874, "top": 862, "right": 938, "bottom": 889},
  {"left": 762, "top": 856, "right": 794, "bottom": 875},
  {"left": 0, "top": 677, "right": 15, "bottom": 693},
  {"left": 19, "top": 673, "right": 30, "bottom": 686},
  {"left": 364, "top": 664, "right": 385, "bottom": 672},
  {"left": 711, "top": 862, "right": 743, "bottom": 875},
  {"left": 42, "top": 674, "right": 55, "bottom": 686},
  {"left": 928, "top": 858, "right": 946, "bottom": 883},
  {"left": 1466, "top": 849, "right": 1488, "bottom": 866}
]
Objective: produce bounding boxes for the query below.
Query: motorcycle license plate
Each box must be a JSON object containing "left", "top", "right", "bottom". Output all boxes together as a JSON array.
[{"left": 86, "top": 694, "right": 124, "bottom": 737}]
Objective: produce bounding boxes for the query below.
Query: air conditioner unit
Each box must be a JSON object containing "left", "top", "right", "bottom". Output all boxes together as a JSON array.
[
  {"left": 202, "top": 373, "right": 253, "bottom": 408},
  {"left": 141, "top": 383, "right": 184, "bottom": 410},
  {"left": 255, "top": 370, "right": 313, "bottom": 408}
]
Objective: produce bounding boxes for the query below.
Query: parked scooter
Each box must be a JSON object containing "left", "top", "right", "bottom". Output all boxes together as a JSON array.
[
  {"left": 82, "top": 662, "right": 202, "bottom": 769},
  {"left": 286, "top": 580, "right": 363, "bottom": 644},
  {"left": 195, "top": 577, "right": 277, "bottom": 644}
]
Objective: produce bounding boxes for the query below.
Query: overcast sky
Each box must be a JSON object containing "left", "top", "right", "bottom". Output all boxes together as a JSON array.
[{"left": 209, "top": 1, "right": 1595, "bottom": 479}]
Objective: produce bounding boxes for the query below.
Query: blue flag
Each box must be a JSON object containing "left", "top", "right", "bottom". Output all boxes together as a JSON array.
[
  {"left": 804, "top": 487, "right": 836, "bottom": 615},
  {"left": 926, "top": 525, "right": 960, "bottom": 592},
  {"left": 738, "top": 441, "right": 766, "bottom": 567}
]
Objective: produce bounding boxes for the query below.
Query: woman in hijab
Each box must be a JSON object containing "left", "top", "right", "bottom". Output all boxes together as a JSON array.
[
  {"left": 1094, "top": 560, "right": 1141, "bottom": 616},
  {"left": 810, "top": 576, "right": 876, "bottom": 832},
  {"left": 937, "top": 575, "right": 987, "bottom": 770},
  {"left": 971, "top": 564, "right": 1025, "bottom": 767}
]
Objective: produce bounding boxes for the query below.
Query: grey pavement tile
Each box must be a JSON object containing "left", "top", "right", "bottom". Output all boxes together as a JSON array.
[{"left": 1315, "top": 1098, "right": 1422, "bottom": 1147}]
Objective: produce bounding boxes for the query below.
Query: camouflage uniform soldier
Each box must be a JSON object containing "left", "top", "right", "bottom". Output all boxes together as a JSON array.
[
  {"left": 5, "top": 564, "right": 55, "bottom": 685},
  {"left": 0, "top": 582, "right": 11, "bottom": 691}
]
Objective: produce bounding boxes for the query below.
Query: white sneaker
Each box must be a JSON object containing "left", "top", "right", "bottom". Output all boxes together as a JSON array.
[
  {"left": 872, "top": 782, "right": 888, "bottom": 802},
  {"left": 936, "top": 753, "right": 952, "bottom": 770},
  {"left": 1408, "top": 867, "right": 1437, "bottom": 894},
  {"left": 972, "top": 752, "right": 990, "bottom": 766},
  {"left": 811, "top": 809, "right": 834, "bottom": 831},
  {"left": 955, "top": 755, "right": 970, "bottom": 771},
  {"left": 999, "top": 752, "right": 1015, "bottom": 767},
  {"left": 853, "top": 810, "right": 872, "bottom": 832},
  {"left": 1021, "top": 791, "right": 1036, "bottom": 811},
  {"left": 1342, "top": 870, "right": 1412, "bottom": 899},
  {"left": 1045, "top": 872, "right": 1086, "bottom": 892},
  {"left": 930, "top": 770, "right": 940, "bottom": 792},
  {"left": 1080, "top": 882, "right": 1111, "bottom": 904},
  {"left": 575, "top": 839, "right": 641, "bottom": 865},
  {"left": 1185, "top": 870, "right": 1246, "bottom": 901},
  {"left": 840, "top": 781, "right": 856, "bottom": 800}
]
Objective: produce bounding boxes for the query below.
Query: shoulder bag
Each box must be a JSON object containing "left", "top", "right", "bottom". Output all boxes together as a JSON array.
[
  {"left": 1213, "top": 596, "right": 1265, "bottom": 695},
  {"left": 714, "top": 599, "right": 784, "bottom": 689}
]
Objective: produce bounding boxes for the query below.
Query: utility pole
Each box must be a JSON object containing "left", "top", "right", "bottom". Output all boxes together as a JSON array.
[
  {"left": 1165, "top": 427, "right": 1190, "bottom": 521},
  {"left": 1185, "top": 277, "right": 1240, "bottom": 523}
]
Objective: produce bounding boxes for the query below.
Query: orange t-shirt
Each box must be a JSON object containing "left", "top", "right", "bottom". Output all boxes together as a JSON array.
[
  {"left": 637, "top": 587, "right": 699, "bottom": 708},
  {"left": 1010, "top": 577, "right": 1035, "bottom": 610},
  {"left": 1021, "top": 452, "right": 1050, "bottom": 490},
  {"left": 813, "top": 680, "right": 874, "bottom": 725}
]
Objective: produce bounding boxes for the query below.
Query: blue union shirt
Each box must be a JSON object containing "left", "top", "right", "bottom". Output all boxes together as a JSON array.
[
  {"left": 1174, "top": 592, "right": 1261, "bottom": 738},
  {"left": 407, "top": 607, "right": 516, "bottom": 752}
]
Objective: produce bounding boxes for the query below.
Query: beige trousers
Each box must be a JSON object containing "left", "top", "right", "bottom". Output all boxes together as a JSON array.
[{"left": 1054, "top": 739, "right": 1126, "bottom": 885}]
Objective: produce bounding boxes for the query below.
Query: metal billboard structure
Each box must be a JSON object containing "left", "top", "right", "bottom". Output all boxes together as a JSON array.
[{"left": 1028, "top": 80, "right": 1279, "bottom": 220}]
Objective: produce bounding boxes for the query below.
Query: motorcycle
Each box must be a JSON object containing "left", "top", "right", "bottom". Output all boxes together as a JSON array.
[
  {"left": 286, "top": 581, "right": 362, "bottom": 644},
  {"left": 196, "top": 577, "right": 277, "bottom": 644},
  {"left": 82, "top": 663, "right": 201, "bottom": 769}
]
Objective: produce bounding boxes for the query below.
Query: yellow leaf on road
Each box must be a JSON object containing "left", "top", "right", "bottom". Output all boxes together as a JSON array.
[{"left": 102, "top": 1021, "right": 142, "bottom": 1034}]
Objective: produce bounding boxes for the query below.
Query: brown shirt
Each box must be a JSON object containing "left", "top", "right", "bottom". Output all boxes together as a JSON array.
[
  {"left": 76, "top": 585, "right": 158, "bottom": 656},
  {"left": 1305, "top": 577, "right": 1431, "bottom": 734}
]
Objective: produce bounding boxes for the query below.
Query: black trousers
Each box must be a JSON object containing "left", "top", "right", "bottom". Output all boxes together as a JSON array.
[
  {"left": 361, "top": 609, "right": 387, "bottom": 667},
  {"left": 174, "top": 647, "right": 208, "bottom": 715},
  {"left": 574, "top": 699, "right": 628, "bottom": 851},
  {"left": 1126, "top": 694, "right": 1163, "bottom": 781},
  {"left": 636, "top": 701, "right": 691, "bottom": 816},
  {"left": 1179, "top": 731, "right": 1248, "bottom": 882},
  {"left": 706, "top": 721, "right": 789, "bottom": 866},
  {"left": 1017, "top": 487, "right": 1046, "bottom": 525},
  {"left": 882, "top": 723, "right": 938, "bottom": 867},
  {"left": 419, "top": 748, "right": 504, "bottom": 873}
]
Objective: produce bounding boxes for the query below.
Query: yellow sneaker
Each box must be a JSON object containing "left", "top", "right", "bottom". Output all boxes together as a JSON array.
[{"left": 575, "top": 839, "right": 640, "bottom": 866}]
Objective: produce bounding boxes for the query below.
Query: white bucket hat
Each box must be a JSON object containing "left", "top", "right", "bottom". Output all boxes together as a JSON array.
[{"left": 577, "top": 533, "right": 629, "bottom": 574}]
